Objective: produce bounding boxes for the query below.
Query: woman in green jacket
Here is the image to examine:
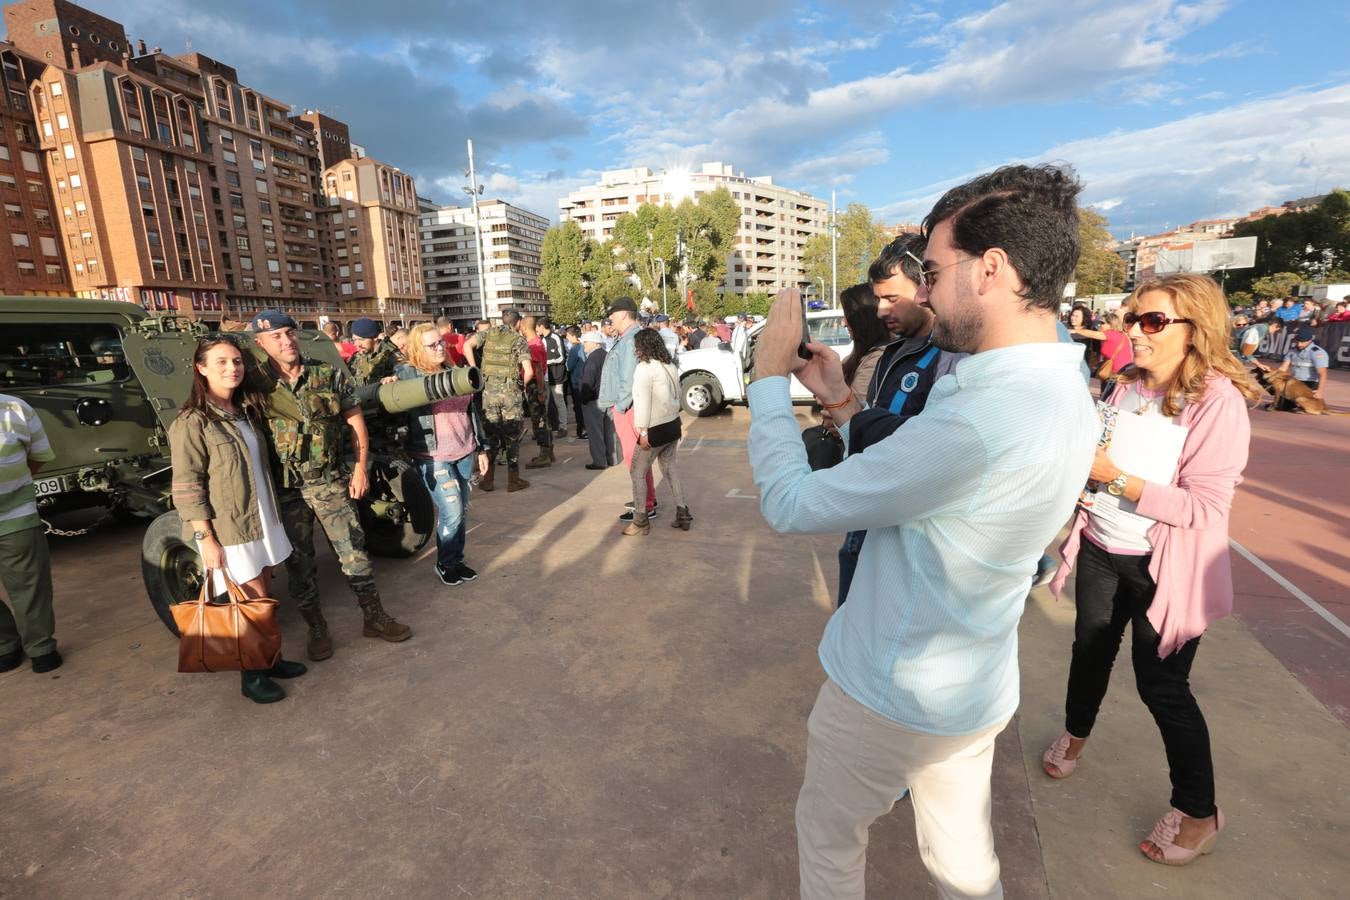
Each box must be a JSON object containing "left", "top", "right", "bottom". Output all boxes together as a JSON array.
[{"left": 169, "top": 335, "right": 305, "bottom": 704}]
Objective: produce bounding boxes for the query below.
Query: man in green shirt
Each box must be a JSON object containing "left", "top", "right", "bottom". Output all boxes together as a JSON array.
[
  {"left": 0, "top": 393, "right": 61, "bottom": 673},
  {"left": 248, "top": 310, "right": 412, "bottom": 661}
]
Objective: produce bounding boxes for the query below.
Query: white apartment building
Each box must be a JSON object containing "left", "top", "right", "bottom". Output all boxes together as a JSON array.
[
  {"left": 558, "top": 162, "right": 829, "bottom": 296},
  {"left": 420, "top": 199, "right": 550, "bottom": 324}
]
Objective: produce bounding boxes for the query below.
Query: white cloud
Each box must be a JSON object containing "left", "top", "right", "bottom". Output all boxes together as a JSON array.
[{"left": 874, "top": 83, "right": 1350, "bottom": 235}]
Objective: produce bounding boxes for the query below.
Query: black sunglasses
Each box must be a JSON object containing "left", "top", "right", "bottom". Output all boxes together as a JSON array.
[{"left": 1125, "top": 311, "right": 1191, "bottom": 334}]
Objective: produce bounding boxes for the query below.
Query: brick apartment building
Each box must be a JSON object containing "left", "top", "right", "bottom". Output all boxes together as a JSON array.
[
  {"left": 0, "top": 0, "right": 421, "bottom": 325},
  {"left": 321, "top": 156, "right": 422, "bottom": 321}
]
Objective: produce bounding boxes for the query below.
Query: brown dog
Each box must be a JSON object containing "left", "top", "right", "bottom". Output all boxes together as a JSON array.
[{"left": 1252, "top": 366, "right": 1329, "bottom": 414}]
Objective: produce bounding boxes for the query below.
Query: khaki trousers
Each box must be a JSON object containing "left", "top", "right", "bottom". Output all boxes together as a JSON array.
[
  {"left": 796, "top": 679, "right": 1009, "bottom": 900},
  {"left": 0, "top": 524, "right": 56, "bottom": 658}
]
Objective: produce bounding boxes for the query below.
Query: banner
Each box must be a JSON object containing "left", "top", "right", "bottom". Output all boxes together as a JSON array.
[{"left": 1259, "top": 321, "right": 1350, "bottom": 368}]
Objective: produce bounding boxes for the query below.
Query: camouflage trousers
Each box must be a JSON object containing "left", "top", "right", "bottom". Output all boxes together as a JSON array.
[
  {"left": 526, "top": 390, "right": 552, "bottom": 448},
  {"left": 277, "top": 480, "right": 376, "bottom": 612},
  {"left": 482, "top": 391, "right": 525, "bottom": 467}
]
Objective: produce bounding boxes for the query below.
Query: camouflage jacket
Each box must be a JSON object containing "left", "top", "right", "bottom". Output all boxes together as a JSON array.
[
  {"left": 474, "top": 325, "right": 530, "bottom": 392},
  {"left": 350, "top": 341, "right": 399, "bottom": 386},
  {"left": 248, "top": 350, "right": 360, "bottom": 488}
]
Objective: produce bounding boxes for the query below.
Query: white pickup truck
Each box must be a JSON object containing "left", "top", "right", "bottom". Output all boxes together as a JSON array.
[{"left": 676, "top": 310, "right": 852, "bottom": 416}]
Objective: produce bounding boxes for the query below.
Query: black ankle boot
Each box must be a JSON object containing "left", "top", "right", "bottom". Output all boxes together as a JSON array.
[
  {"left": 265, "top": 658, "right": 308, "bottom": 679},
  {"left": 241, "top": 670, "right": 286, "bottom": 703}
]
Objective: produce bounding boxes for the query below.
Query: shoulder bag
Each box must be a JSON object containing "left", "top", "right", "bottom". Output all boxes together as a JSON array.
[
  {"left": 172, "top": 570, "right": 281, "bottom": 673},
  {"left": 646, "top": 364, "right": 683, "bottom": 447}
]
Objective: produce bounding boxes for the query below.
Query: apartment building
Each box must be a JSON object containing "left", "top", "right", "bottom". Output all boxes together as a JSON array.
[
  {"left": 558, "top": 162, "right": 829, "bottom": 295},
  {"left": 419, "top": 198, "right": 549, "bottom": 324},
  {"left": 146, "top": 51, "right": 333, "bottom": 322},
  {"left": 0, "top": 41, "right": 67, "bottom": 295},
  {"left": 321, "top": 156, "right": 422, "bottom": 320}
]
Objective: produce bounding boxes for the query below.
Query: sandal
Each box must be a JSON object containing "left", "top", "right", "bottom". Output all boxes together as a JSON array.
[
  {"left": 1140, "top": 808, "right": 1225, "bottom": 866},
  {"left": 1041, "top": 732, "right": 1081, "bottom": 779}
]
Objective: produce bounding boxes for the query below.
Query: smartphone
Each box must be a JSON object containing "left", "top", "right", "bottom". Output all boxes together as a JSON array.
[{"left": 797, "top": 297, "right": 813, "bottom": 360}]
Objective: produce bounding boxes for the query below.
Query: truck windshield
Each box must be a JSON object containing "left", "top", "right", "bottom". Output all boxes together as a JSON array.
[{"left": 0, "top": 323, "right": 130, "bottom": 388}]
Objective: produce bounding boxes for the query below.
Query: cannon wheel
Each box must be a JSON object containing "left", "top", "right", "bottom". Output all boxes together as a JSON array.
[
  {"left": 362, "top": 460, "right": 434, "bottom": 558},
  {"left": 141, "top": 509, "right": 202, "bottom": 637}
]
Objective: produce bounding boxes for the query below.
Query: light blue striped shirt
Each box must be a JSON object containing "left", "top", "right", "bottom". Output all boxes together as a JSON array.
[{"left": 748, "top": 342, "right": 1098, "bottom": 735}]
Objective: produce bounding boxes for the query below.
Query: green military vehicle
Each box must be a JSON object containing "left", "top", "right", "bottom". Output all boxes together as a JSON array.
[{"left": 0, "top": 297, "right": 477, "bottom": 633}]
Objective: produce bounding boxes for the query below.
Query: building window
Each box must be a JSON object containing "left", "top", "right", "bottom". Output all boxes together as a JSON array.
[
  {"left": 239, "top": 256, "right": 253, "bottom": 270},
  {"left": 11, "top": 232, "right": 30, "bottom": 247},
  {"left": 236, "top": 235, "right": 249, "bottom": 250},
  {"left": 69, "top": 174, "right": 81, "bottom": 189},
  {"left": 255, "top": 179, "right": 268, "bottom": 194},
  {"left": 266, "top": 259, "right": 280, "bottom": 273},
  {"left": 62, "top": 143, "right": 75, "bottom": 159},
  {"left": 50, "top": 82, "right": 62, "bottom": 97},
  {"left": 147, "top": 230, "right": 161, "bottom": 247}
]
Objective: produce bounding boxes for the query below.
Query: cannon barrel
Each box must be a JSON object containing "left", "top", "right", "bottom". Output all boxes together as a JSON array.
[{"left": 354, "top": 366, "right": 483, "bottom": 413}]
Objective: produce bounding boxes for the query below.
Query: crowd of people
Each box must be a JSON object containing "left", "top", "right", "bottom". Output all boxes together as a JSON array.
[
  {"left": 0, "top": 162, "right": 1341, "bottom": 897},
  {"left": 747, "top": 163, "right": 1268, "bottom": 897}
]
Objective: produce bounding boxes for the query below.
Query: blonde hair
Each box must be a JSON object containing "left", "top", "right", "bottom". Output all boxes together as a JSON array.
[
  {"left": 1116, "top": 273, "right": 1259, "bottom": 416},
  {"left": 403, "top": 323, "right": 445, "bottom": 374}
]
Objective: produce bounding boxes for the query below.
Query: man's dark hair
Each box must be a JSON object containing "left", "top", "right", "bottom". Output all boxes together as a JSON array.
[
  {"left": 565, "top": 325, "right": 581, "bottom": 338},
  {"left": 537, "top": 317, "right": 553, "bottom": 331},
  {"left": 500, "top": 309, "right": 521, "bottom": 328},
  {"left": 922, "top": 164, "right": 1082, "bottom": 312},
  {"left": 868, "top": 233, "right": 926, "bottom": 285}
]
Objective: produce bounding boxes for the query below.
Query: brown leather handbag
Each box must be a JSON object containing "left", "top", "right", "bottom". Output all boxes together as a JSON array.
[{"left": 172, "top": 571, "right": 281, "bottom": 673}]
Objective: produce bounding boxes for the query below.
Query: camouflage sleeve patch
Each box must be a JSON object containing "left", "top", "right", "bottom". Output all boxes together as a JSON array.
[{"left": 514, "top": 335, "right": 531, "bottom": 364}]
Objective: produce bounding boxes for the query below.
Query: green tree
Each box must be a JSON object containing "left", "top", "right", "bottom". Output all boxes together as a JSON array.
[
  {"left": 1226, "top": 290, "right": 1254, "bottom": 308},
  {"left": 1226, "top": 189, "right": 1350, "bottom": 292},
  {"left": 1075, "top": 208, "right": 1127, "bottom": 295},
  {"left": 803, "top": 203, "right": 890, "bottom": 302},
  {"left": 1250, "top": 271, "right": 1306, "bottom": 301},
  {"left": 539, "top": 221, "right": 593, "bottom": 324},
  {"left": 582, "top": 240, "right": 634, "bottom": 312}
]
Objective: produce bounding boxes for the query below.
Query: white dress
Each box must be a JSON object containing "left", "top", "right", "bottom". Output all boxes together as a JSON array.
[{"left": 197, "top": 417, "right": 293, "bottom": 594}]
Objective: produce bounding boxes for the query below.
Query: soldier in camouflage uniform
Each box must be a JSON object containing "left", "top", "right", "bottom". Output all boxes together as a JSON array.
[
  {"left": 348, "top": 317, "right": 399, "bottom": 387},
  {"left": 247, "top": 309, "right": 412, "bottom": 661},
  {"left": 463, "top": 309, "right": 533, "bottom": 492}
]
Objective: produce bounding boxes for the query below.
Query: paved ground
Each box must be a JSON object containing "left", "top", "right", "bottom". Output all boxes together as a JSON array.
[{"left": 2, "top": 373, "right": 1348, "bottom": 899}]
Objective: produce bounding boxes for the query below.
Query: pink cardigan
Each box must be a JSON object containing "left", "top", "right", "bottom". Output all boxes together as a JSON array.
[{"left": 1050, "top": 373, "right": 1251, "bottom": 657}]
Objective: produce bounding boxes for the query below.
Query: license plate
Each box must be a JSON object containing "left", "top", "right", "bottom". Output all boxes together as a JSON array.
[{"left": 33, "top": 476, "right": 64, "bottom": 497}]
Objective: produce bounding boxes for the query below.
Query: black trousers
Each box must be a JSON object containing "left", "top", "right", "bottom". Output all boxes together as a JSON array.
[{"left": 1064, "top": 538, "right": 1215, "bottom": 818}]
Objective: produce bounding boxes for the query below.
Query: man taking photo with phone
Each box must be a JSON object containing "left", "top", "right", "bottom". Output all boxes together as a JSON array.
[{"left": 748, "top": 165, "right": 1099, "bottom": 899}]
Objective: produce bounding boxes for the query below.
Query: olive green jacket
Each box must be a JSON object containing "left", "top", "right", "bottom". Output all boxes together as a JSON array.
[{"left": 169, "top": 408, "right": 277, "bottom": 546}]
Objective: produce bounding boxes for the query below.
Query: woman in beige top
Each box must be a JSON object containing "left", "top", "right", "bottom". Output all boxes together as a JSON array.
[{"left": 625, "top": 328, "right": 690, "bottom": 535}]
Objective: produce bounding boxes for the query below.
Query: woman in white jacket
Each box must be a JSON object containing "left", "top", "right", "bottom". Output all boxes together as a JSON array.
[{"left": 625, "top": 328, "right": 691, "bottom": 535}]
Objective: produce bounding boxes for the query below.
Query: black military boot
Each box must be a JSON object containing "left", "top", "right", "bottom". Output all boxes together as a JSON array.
[
  {"left": 358, "top": 594, "right": 412, "bottom": 642},
  {"left": 300, "top": 607, "right": 334, "bottom": 661}
]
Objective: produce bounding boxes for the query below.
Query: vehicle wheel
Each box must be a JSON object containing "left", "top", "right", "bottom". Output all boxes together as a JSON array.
[
  {"left": 362, "top": 461, "right": 434, "bottom": 558},
  {"left": 141, "top": 509, "right": 202, "bottom": 637},
  {"left": 681, "top": 373, "right": 724, "bottom": 417}
]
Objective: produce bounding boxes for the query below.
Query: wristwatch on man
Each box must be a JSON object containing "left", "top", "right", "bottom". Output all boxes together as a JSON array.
[
  {"left": 1106, "top": 472, "right": 1130, "bottom": 497},
  {"left": 192, "top": 529, "right": 214, "bottom": 541}
]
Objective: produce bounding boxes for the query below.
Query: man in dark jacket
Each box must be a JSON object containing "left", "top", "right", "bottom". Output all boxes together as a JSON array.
[
  {"left": 830, "top": 235, "right": 963, "bottom": 606},
  {"left": 576, "top": 330, "right": 618, "bottom": 469}
]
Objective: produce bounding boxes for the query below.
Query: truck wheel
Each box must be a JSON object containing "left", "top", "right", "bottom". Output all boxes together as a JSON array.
[
  {"left": 362, "top": 462, "right": 434, "bottom": 558},
  {"left": 681, "top": 373, "right": 724, "bottom": 417},
  {"left": 141, "top": 509, "right": 202, "bottom": 637}
]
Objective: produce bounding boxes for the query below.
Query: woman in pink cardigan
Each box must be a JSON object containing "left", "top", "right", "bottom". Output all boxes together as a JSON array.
[{"left": 1042, "top": 274, "right": 1259, "bottom": 866}]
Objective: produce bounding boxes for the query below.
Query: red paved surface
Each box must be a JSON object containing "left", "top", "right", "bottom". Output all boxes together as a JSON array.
[{"left": 1227, "top": 367, "right": 1350, "bottom": 724}]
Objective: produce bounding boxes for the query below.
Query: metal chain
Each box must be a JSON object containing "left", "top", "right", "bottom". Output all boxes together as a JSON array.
[{"left": 41, "top": 509, "right": 113, "bottom": 538}]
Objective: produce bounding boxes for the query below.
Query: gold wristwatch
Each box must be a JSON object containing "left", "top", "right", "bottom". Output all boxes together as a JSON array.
[{"left": 1106, "top": 472, "right": 1129, "bottom": 497}]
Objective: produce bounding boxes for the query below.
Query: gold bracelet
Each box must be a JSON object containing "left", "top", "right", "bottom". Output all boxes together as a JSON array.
[{"left": 821, "top": 391, "right": 855, "bottom": 411}]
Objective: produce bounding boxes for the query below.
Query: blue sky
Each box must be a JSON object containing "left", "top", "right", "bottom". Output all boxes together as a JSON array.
[{"left": 99, "top": 0, "right": 1350, "bottom": 237}]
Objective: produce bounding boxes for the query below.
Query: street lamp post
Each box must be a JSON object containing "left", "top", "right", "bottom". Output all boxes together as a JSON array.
[
  {"left": 464, "top": 139, "right": 488, "bottom": 322},
  {"left": 655, "top": 256, "right": 667, "bottom": 315},
  {"left": 830, "top": 190, "right": 838, "bottom": 310},
  {"left": 817, "top": 276, "right": 826, "bottom": 307}
]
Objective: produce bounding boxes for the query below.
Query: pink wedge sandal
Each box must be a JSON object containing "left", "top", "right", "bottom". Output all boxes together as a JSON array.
[
  {"left": 1041, "top": 732, "right": 1080, "bottom": 779},
  {"left": 1140, "top": 808, "right": 1225, "bottom": 866}
]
